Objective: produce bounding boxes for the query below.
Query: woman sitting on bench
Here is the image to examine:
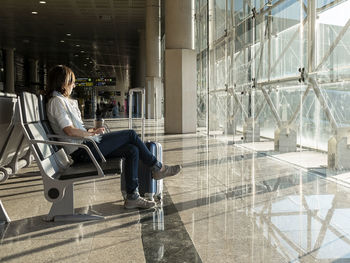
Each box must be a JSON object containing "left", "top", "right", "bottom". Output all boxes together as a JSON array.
[{"left": 46, "top": 65, "right": 181, "bottom": 209}]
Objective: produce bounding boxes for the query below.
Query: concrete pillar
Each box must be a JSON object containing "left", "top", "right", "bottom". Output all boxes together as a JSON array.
[
  {"left": 164, "top": 0, "right": 196, "bottom": 133},
  {"left": 136, "top": 30, "right": 146, "bottom": 88},
  {"left": 4, "top": 48, "right": 15, "bottom": 94},
  {"left": 145, "top": 0, "right": 161, "bottom": 119},
  {"left": 29, "top": 59, "right": 39, "bottom": 92}
]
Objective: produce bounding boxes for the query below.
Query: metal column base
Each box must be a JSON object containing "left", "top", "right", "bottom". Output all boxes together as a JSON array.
[
  {"left": 243, "top": 118, "right": 260, "bottom": 142},
  {"left": 328, "top": 127, "right": 350, "bottom": 170},
  {"left": 274, "top": 126, "right": 297, "bottom": 153},
  {"left": 0, "top": 200, "right": 11, "bottom": 225}
]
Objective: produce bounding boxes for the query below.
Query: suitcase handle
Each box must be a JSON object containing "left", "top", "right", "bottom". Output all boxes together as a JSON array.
[{"left": 128, "top": 88, "right": 145, "bottom": 141}]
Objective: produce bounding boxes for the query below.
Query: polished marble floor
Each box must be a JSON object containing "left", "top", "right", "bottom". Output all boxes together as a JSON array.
[{"left": 1, "top": 124, "right": 350, "bottom": 262}]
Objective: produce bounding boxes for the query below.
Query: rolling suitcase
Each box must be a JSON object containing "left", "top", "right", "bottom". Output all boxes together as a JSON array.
[
  {"left": 138, "top": 141, "right": 163, "bottom": 200},
  {"left": 121, "top": 88, "right": 163, "bottom": 201}
]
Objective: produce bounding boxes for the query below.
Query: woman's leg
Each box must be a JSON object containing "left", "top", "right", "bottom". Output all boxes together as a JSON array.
[
  {"left": 71, "top": 129, "right": 180, "bottom": 182},
  {"left": 94, "top": 130, "right": 161, "bottom": 168},
  {"left": 106, "top": 144, "right": 139, "bottom": 196}
]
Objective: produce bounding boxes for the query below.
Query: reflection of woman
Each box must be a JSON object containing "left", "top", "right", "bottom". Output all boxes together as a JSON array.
[{"left": 46, "top": 65, "right": 181, "bottom": 209}]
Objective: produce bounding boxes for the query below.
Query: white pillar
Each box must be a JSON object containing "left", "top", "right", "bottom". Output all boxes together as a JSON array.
[
  {"left": 4, "top": 48, "right": 15, "bottom": 94},
  {"left": 136, "top": 29, "right": 146, "bottom": 88},
  {"left": 145, "top": 0, "right": 161, "bottom": 119},
  {"left": 164, "top": 0, "right": 196, "bottom": 133}
]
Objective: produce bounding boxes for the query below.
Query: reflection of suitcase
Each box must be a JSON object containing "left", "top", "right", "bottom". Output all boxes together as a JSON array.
[{"left": 121, "top": 88, "right": 163, "bottom": 201}]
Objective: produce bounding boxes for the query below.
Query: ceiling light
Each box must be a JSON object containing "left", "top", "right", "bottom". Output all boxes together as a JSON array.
[
  {"left": 74, "top": 54, "right": 79, "bottom": 57},
  {"left": 39, "top": 1, "right": 46, "bottom": 4},
  {"left": 60, "top": 40, "right": 65, "bottom": 43},
  {"left": 31, "top": 11, "right": 38, "bottom": 15},
  {"left": 80, "top": 50, "right": 85, "bottom": 53},
  {"left": 0, "top": 68, "right": 4, "bottom": 72},
  {"left": 84, "top": 64, "right": 87, "bottom": 67},
  {"left": 89, "top": 61, "right": 93, "bottom": 64},
  {"left": 75, "top": 44, "right": 80, "bottom": 47},
  {"left": 86, "top": 57, "right": 89, "bottom": 60},
  {"left": 66, "top": 33, "right": 71, "bottom": 36}
]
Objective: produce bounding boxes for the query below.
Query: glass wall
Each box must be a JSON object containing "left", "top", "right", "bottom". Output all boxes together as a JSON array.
[
  {"left": 196, "top": 0, "right": 209, "bottom": 132},
  {"left": 196, "top": 0, "right": 350, "bottom": 163},
  {"left": 0, "top": 50, "right": 4, "bottom": 91}
]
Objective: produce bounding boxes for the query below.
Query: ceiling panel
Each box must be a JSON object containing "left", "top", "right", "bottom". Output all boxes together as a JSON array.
[{"left": 0, "top": 0, "right": 146, "bottom": 77}]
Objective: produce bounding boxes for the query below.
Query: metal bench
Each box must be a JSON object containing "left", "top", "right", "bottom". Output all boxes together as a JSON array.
[
  {"left": 19, "top": 92, "right": 123, "bottom": 222},
  {"left": 0, "top": 92, "right": 32, "bottom": 183},
  {"left": 0, "top": 92, "right": 33, "bottom": 225}
]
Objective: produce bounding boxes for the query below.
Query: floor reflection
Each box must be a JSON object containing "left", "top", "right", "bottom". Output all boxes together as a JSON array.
[
  {"left": 140, "top": 192, "right": 202, "bottom": 263},
  {"left": 3, "top": 133, "right": 350, "bottom": 262},
  {"left": 253, "top": 190, "right": 350, "bottom": 261},
  {"left": 171, "top": 136, "right": 350, "bottom": 262}
]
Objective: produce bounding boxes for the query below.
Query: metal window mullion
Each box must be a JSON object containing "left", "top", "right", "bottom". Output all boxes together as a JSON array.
[
  {"left": 259, "top": 85, "right": 283, "bottom": 127},
  {"left": 328, "top": 24, "right": 350, "bottom": 57},
  {"left": 210, "top": 88, "right": 228, "bottom": 94},
  {"left": 224, "top": 0, "right": 229, "bottom": 135},
  {"left": 315, "top": 17, "right": 350, "bottom": 72},
  {"left": 308, "top": 77, "right": 338, "bottom": 130},
  {"left": 229, "top": 88, "right": 249, "bottom": 119},
  {"left": 207, "top": 0, "right": 211, "bottom": 135},
  {"left": 256, "top": 12, "right": 270, "bottom": 81},
  {"left": 307, "top": 0, "right": 316, "bottom": 73},
  {"left": 267, "top": 4, "right": 272, "bottom": 82},
  {"left": 253, "top": 89, "right": 270, "bottom": 122},
  {"left": 270, "top": 17, "right": 308, "bottom": 74},
  {"left": 257, "top": 75, "right": 300, "bottom": 86},
  {"left": 251, "top": 4, "right": 259, "bottom": 121},
  {"left": 287, "top": 84, "right": 312, "bottom": 126},
  {"left": 316, "top": 0, "right": 347, "bottom": 13},
  {"left": 259, "top": 0, "right": 288, "bottom": 17},
  {"left": 230, "top": 103, "right": 240, "bottom": 121}
]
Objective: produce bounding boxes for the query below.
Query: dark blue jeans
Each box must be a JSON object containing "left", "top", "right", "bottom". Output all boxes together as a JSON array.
[{"left": 71, "top": 130, "right": 162, "bottom": 194}]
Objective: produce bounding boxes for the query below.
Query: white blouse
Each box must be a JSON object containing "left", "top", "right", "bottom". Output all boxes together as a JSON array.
[{"left": 46, "top": 91, "right": 84, "bottom": 154}]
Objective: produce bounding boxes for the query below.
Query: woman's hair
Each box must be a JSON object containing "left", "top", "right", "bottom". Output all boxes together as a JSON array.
[{"left": 46, "top": 65, "right": 75, "bottom": 98}]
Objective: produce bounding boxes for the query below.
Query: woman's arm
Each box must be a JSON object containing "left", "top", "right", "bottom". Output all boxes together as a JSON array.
[{"left": 63, "top": 126, "right": 96, "bottom": 137}]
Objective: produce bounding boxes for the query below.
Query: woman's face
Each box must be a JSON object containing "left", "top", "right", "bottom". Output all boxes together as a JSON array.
[
  {"left": 64, "top": 74, "right": 75, "bottom": 97},
  {"left": 66, "top": 81, "right": 75, "bottom": 96}
]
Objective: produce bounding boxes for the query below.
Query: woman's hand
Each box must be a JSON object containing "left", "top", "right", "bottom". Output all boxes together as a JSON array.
[
  {"left": 93, "top": 127, "right": 105, "bottom": 134},
  {"left": 88, "top": 127, "right": 105, "bottom": 134}
]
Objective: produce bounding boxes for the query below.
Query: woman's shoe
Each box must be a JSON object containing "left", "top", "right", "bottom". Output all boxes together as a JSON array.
[
  {"left": 124, "top": 196, "right": 156, "bottom": 209},
  {"left": 152, "top": 164, "right": 182, "bottom": 180}
]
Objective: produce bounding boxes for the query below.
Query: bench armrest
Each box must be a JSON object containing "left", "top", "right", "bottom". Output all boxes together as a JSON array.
[
  {"left": 46, "top": 134, "right": 106, "bottom": 163},
  {"left": 30, "top": 139, "right": 105, "bottom": 176},
  {"left": 103, "top": 122, "right": 111, "bottom": 133}
]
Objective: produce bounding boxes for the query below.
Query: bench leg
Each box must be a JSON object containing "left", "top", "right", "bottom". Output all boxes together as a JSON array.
[
  {"left": 0, "top": 200, "right": 11, "bottom": 225},
  {"left": 0, "top": 167, "right": 10, "bottom": 183},
  {"left": 46, "top": 184, "right": 104, "bottom": 222}
]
